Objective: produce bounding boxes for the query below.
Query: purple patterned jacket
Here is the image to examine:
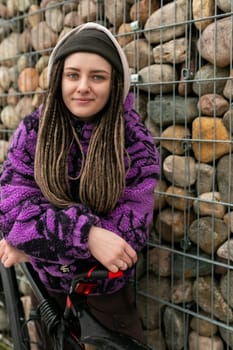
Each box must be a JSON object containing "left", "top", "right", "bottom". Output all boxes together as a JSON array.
[{"left": 0, "top": 93, "right": 160, "bottom": 294}]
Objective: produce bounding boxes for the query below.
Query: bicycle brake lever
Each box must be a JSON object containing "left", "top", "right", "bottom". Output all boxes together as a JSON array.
[
  {"left": 87, "top": 265, "right": 124, "bottom": 280},
  {"left": 70, "top": 265, "right": 124, "bottom": 295}
]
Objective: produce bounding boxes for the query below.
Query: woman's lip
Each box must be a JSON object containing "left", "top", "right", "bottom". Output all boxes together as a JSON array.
[
  {"left": 76, "top": 98, "right": 93, "bottom": 101},
  {"left": 75, "top": 98, "right": 93, "bottom": 104}
]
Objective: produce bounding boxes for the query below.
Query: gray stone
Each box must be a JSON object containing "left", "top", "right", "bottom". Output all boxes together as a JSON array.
[
  {"left": 223, "top": 212, "right": 233, "bottom": 234},
  {"left": 163, "top": 155, "right": 197, "bottom": 187},
  {"left": 222, "top": 110, "right": 233, "bottom": 134},
  {"left": 45, "top": 3, "right": 64, "bottom": 33},
  {"left": 217, "top": 155, "right": 233, "bottom": 204},
  {"left": 196, "top": 163, "right": 215, "bottom": 195},
  {"left": 171, "top": 279, "right": 193, "bottom": 304},
  {"left": 139, "top": 64, "right": 178, "bottom": 95},
  {"left": 148, "top": 246, "right": 171, "bottom": 277},
  {"left": 137, "top": 272, "right": 170, "bottom": 330},
  {"left": 155, "top": 207, "right": 195, "bottom": 243},
  {"left": 189, "top": 331, "right": 224, "bottom": 350},
  {"left": 124, "top": 39, "right": 154, "bottom": 70},
  {"left": 219, "top": 324, "right": 233, "bottom": 349},
  {"left": 134, "top": 91, "right": 150, "bottom": 122},
  {"left": 31, "top": 21, "right": 58, "bottom": 51},
  {"left": 173, "top": 245, "right": 212, "bottom": 279},
  {"left": 193, "top": 276, "right": 233, "bottom": 322},
  {"left": 197, "top": 17, "right": 233, "bottom": 67},
  {"left": 217, "top": 239, "right": 233, "bottom": 262},
  {"left": 0, "top": 32, "right": 21, "bottom": 67},
  {"left": 192, "top": 64, "right": 229, "bottom": 96},
  {"left": 165, "top": 185, "right": 193, "bottom": 211},
  {"left": 192, "top": 0, "right": 214, "bottom": 31},
  {"left": 163, "top": 307, "right": 186, "bottom": 350},
  {"left": 190, "top": 312, "right": 218, "bottom": 337},
  {"left": 220, "top": 271, "right": 233, "bottom": 308},
  {"left": 152, "top": 37, "right": 188, "bottom": 64},
  {"left": 144, "top": 0, "right": 188, "bottom": 44},
  {"left": 193, "top": 192, "right": 226, "bottom": 219},
  {"left": 197, "top": 94, "right": 229, "bottom": 117},
  {"left": 148, "top": 95, "right": 198, "bottom": 126},
  {"left": 217, "top": 0, "right": 233, "bottom": 13},
  {"left": 188, "top": 216, "right": 228, "bottom": 255},
  {"left": 223, "top": 69, "right": 233, "bottom": 100}
]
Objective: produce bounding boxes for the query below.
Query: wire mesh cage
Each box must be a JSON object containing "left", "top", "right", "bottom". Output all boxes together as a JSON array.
[{"left": 0, "top": 0, "right": 233, "bottom": 349}]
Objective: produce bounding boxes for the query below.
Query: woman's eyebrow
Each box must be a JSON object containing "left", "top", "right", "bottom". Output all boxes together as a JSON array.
[
  {"left": 91, "top": 69, "right": 111, "bottom": 75},
  {"left": 64, "top": 67, "right": 111, "bottom": 74}
]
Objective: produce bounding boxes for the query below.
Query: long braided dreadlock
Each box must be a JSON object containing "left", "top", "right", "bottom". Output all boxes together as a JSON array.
[{"left": 34, "top": 60, "right": 126, "bottom": 215}]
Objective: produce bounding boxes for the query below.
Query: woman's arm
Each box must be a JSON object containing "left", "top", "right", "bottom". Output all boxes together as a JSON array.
[
  {"left": 98, "top": 113, "right": 160, "bottom": 253},
  {"left": 99, "top": 163, "right": 159, "bottom": 252},
  {"left": 0, "top": 113, "right": 99, "bottom": 264}
]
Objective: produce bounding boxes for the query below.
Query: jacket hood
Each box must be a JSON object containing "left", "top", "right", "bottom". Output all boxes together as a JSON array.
[{"left": 47, "top": 22, "right": 131, "bottom": 101}]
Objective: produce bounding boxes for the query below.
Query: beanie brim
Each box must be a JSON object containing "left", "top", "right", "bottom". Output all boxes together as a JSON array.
[{"left": 53, "top": 29, "right": 123, "bottom": 74}]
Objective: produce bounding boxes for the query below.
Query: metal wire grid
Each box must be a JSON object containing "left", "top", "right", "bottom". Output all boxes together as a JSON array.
[{"left": 0, "top": 0, "right": 233, "bottom": 349}]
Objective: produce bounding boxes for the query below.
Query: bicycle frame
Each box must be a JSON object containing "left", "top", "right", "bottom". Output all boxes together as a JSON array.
[
  {"left": 21, "top": 263, "right": 152, "bottom": 350},
  {"left": 0, "top": 263, "right": 30, "bottom": 350}
]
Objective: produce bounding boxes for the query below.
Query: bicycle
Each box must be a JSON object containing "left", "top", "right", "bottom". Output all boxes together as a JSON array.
[{"left": 0, "top": 261, "right": 153, "bottom": 350}]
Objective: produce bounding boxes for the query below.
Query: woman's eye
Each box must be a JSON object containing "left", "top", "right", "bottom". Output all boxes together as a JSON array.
[
  {"left": 93, "top": 75, "right": 105, "bottom": 81},
  {"left": 66, "top": 73, "right": 78, "bottom": 79}
]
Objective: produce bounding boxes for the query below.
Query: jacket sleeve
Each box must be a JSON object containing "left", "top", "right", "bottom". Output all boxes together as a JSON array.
[
  {"left": 0, "top": 114, "right": 99, "bottom": 264},
  {"left": 98, "top": 113, "right": 160, "bottom": 252}
]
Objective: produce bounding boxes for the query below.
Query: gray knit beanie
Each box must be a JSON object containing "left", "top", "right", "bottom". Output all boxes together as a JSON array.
[
  {"left": 47, "top": 22, "right": 131, "bottom": 101},
  {"left": 53, "top": 29, "right": 123, "bottom": 74}
]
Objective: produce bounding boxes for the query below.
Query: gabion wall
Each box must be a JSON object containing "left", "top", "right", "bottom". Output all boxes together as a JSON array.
[{"left": 0, "top": 1, "right": 233, "bottom": 349}]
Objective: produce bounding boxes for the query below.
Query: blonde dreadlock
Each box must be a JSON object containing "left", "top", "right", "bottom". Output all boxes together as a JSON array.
[{"left": 34, "top": 61, "right": 126, "bottom": 215}]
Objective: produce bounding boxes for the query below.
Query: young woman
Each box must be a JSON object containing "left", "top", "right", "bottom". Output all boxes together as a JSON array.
[{"left": 0, "top": 22, "right": 160, "bottom": 347}]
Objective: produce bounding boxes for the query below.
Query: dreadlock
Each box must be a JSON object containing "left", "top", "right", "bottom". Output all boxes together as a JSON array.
[{"left": 34, "top": 60, "right": 126, "bottom": 215}]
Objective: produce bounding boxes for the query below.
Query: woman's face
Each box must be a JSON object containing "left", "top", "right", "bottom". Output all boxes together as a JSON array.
[{"left": 62, "top": 52, "right": 112, "bottom": 119}]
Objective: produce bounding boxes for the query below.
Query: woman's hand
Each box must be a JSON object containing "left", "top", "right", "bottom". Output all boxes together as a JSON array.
[
  {"left": 88, "top": 226, "right": 138, "bottom": 273},
  {"left": 0, "top": 238, "right": 30, "bottom": 268}
]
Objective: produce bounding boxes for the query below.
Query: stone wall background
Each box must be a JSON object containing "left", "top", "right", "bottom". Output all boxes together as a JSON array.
[{"left": 0, "top": 0, "right": 233, "bottom": 349}]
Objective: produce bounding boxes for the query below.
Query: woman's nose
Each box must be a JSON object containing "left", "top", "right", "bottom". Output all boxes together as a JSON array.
[{"left": 77, "top": 76, "right": 90, "bottom": 92}]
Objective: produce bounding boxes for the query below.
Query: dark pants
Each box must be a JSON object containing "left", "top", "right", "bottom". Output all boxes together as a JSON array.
[{"left": 30, "top": 285, "right": 145, "bottom": 349}]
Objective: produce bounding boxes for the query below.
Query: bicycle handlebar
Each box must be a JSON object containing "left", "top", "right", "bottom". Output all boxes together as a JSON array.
[{"left": 21, "top": 262, "right": 125, "bottom": 299}]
